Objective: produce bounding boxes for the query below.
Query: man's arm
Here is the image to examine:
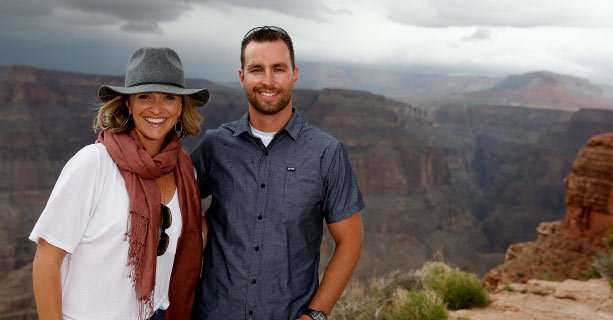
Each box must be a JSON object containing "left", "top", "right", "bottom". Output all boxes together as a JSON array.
[
  {"left": 300, "top": 212, "right": 363, "bottom": 319},
  {"left": 32, "top": 238, "right": 67, "bottom": 320},
  {"left": 190, "top": 131, "right": 213, "bottom": 199}
]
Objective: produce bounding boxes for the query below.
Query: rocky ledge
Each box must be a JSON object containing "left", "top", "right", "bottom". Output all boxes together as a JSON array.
[{"left": 451, "top": 278, "right": 613, "bottom": 320}]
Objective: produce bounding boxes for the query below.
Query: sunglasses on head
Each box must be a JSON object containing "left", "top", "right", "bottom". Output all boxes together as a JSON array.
[
  {"left": 243, "top": 26, "right": 289, "bottom": 40},
  {"left": 156, "top": 204, "right": 172, "bottom": 256}
]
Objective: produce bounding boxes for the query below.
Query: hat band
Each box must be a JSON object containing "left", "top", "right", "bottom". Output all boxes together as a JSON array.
[{"left": 128, "top": 82, "right": 185, "bottom": 89}]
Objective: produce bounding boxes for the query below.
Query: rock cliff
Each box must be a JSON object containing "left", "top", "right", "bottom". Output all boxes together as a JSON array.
[
  {"left": 483, "top": 133, "right": 613, "bottom": 289},
  {"left": 564, "top": 133, "right": 613, "bottom": 242}
]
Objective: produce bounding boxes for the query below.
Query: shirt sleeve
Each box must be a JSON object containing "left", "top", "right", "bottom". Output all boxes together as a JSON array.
[
  {"left": 190, "top": 131, "right": 212, "bottom": 199},
  {"left": 322, "top": 142, "right": 365, "bottom": 224},
  {"left": 29, "top": 144, "right": 105, "bottom": 253}
]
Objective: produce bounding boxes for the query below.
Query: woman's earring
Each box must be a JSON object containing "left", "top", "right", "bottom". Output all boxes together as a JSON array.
[
  {"left": 121, "top": 114, "right": 132, "bottom": 128},
  {"left": 175, "top": 119, "right": 183, "bottom": 137}
]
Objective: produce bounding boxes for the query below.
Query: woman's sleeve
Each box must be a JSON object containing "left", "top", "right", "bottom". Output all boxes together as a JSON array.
[{"left": 29, "top": 144, "right": 105, "bottom": 253}]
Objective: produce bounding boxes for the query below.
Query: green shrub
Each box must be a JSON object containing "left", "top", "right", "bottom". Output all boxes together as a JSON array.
[
  {"left": 390, "top": 290, "right": 448, "bottom": 320},
  {"left": 594, "top": 249, "right": 613, "bottom": 281},
  {"left": 605, "top": 224, "right": 613, "bottom": 249},
  {"left": 331, "top": 270, "right": 429, "bottom": 320},
  {"left": 420, "top": 262, "right": 453, "bottom": 294},
  {"left": 580, "top": 265, "right": 601, "bottom": 280},
  {"left": 331, "top": 261, "right": 488, "bottom": 319},
  {"left": 440, "top": 270, "right": 489, "bottom": 309},
  {"left": 588, "top": 224, "right": 613, "bottom": 283},
  {"left": 421, "top": 262, "right": 489, "bottom": 310},
  {"left": 379, "top": 270, "right": 423, "bottom": 301}
]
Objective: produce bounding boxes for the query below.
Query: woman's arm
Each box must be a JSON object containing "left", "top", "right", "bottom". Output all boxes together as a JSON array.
[{"left": 32, "top": 238, "right": 67, "bottom": 320}]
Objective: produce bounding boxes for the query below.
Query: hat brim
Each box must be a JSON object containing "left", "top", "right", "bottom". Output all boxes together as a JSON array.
[{"left": 98, "top": 84, "right": 209, "bottom": 107}]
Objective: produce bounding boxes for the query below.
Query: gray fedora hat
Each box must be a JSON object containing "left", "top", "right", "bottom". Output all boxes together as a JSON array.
[{"left": 98, "top": 47, "right": 209, "bottom": 106}]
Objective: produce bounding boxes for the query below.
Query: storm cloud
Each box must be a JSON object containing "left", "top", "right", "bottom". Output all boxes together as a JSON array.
[{"left": 1, "top": 0, "right": 613, "bottom": 85}]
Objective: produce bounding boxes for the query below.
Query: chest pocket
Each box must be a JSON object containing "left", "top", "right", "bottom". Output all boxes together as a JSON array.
[{"left": 283, "top": 162, "right": 323, "bottom": 221}]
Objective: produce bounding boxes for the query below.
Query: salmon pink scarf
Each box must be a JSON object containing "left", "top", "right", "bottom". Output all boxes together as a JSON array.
[{"left": 97, "top": 129, "right": 201, "bottom": 318}]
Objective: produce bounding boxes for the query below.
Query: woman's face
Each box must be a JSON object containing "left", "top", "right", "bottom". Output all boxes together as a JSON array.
[{"left": 127, "top": 92, "right": 182, "bottom": 155}]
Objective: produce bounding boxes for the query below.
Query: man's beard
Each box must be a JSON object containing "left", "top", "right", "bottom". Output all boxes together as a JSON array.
[{"left": 245, "top": 85, "right": 292, "bottom": 115}]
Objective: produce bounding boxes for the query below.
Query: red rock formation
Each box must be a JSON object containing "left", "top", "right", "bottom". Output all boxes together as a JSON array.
[
  {"left": 483, "top": 133, "right": 613, "bottom": 290},
  {"left": 563, "top": 133, "right": 613, "bottom": 242}
]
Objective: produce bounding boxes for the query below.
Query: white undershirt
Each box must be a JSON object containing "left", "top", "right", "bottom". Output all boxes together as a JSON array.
[
  {"left": 250, "top": 124, "right": 277, "bottom": 147},
  {"left": 153, "top": 189, "right": 181, "bottom": 311}
]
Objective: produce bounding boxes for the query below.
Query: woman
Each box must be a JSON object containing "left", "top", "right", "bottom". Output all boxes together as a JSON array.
[{"left": 29, "top": 47, "right": 208, "bottom": 320}]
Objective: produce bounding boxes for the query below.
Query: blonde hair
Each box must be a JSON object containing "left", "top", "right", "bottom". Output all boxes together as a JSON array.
[
  {"left": 179, "top": 96, "right": 204, "bottom": 138},
  {"left": 93, "top": 95, "right": 204, "bottom": 138}
]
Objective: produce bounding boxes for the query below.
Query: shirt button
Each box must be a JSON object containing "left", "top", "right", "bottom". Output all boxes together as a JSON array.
[
  {"left": 260, "top": 183, "right": 266, "bottom": 188},
  {"left": 264, "top": 151, "right": 269, "bottom": 156},
  {"left": 248, "top": 310, "right": 254, "bottom": 315},
  {"left": 255, "top": 246, "right": 259, "bottom": 251},
  {"left": 251, "top": 279, "right": 256, "bottom": 284},
  {"left": 257, "top": 215, "right": 263, "bottom": 220}
]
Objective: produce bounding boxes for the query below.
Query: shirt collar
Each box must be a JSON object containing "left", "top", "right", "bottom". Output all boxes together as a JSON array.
[
  {"left": 282, "top": 107, "right": 304, "bottom": 140},
  {"left": 232, "top": 107, "right": 304, "bottom": 140},
  {"left": 232, "top": 112, "right": 251, "bottom": 136}
]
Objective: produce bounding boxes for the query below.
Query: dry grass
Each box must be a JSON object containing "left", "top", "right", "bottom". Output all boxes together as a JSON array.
[
  {"left": 331, "top": 259, "right": 489, "bottom": 319},
  {"left": 592, "top": 225, "right": 613, "bottom": 285}
]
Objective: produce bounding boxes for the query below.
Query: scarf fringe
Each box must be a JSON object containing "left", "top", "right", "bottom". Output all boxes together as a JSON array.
[
  {"left": 126, "top": 210, "right": 155, "bottom": 319},
  {"left": 136, "top": 291, "right": 154, "bottom": 320}
]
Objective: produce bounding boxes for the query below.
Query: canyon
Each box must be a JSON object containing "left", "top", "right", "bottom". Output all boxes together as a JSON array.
[{"left": 1, "top": 65, "right": 612, "bottom": 318}]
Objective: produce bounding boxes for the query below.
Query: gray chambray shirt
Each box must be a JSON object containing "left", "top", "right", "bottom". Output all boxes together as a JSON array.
[{"left": 190, "top": 108, "right": 365, "bottom": 320}]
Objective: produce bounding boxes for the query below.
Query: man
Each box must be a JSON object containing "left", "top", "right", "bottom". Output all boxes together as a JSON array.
[{"left": 191, "top": 26, "right": 365, "bottom": 320}]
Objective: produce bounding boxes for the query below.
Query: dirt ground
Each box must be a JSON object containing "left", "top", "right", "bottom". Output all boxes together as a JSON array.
[{"left": 450, "top": 278, "right": 613, "bottom": 320}]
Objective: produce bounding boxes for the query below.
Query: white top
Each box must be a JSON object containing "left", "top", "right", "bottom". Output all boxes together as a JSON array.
[
  {"left": 250, "top": 124, "right": 277, "bottom": 147},
  {"left": 29, "top": 143, "right": 182, "bottom": 320}
]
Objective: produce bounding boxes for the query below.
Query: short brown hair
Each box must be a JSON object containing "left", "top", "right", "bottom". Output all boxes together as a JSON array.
[{"left": 241, "top": 26, "right": 295, "bottom": 70}]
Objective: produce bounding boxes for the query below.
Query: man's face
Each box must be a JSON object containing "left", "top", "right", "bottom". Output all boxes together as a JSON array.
[{"left": 239, "top": 39, "right": 299, "bottom": 116}]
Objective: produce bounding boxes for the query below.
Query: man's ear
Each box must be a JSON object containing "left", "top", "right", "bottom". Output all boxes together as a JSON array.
[
  {"left": 292, "top": 66, "right": 299, "bottom": 88},
  {"left": 239, "top": 68, "right": 244, "bottom": 87}
]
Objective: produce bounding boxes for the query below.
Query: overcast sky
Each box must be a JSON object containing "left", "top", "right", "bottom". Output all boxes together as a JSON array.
[{"left": 1, "top": 0, "right": 613, "bottom": 85}]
